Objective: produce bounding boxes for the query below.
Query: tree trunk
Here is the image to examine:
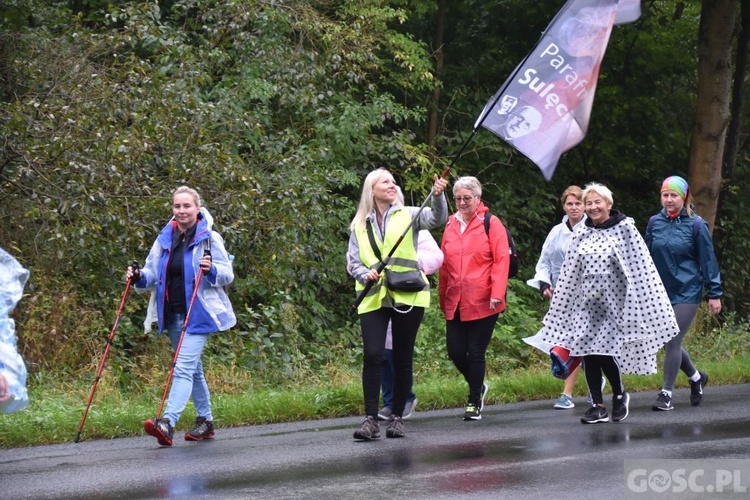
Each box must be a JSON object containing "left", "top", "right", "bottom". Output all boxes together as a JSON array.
[
  {"left": 427, "top": 0, "right": 446, "bottom": 154},
  {"left": 723, "top": 0, "right": 749, "bottom": 177},
  {"left": 688, "top": 0, "right": 736, "bottom": 232}
]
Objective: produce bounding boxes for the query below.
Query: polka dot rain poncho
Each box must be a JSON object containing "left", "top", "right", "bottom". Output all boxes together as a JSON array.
[{"left": 539, "top": 215, "right": 680, "bottom": 374}]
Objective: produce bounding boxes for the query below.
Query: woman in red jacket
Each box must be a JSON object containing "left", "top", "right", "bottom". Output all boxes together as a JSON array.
[{"left": 439, "top": 176, "right": 510, "bottom": 421}]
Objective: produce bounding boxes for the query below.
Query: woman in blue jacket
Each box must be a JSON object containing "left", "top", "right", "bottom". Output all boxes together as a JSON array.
[
  {"left": 127, "top": 186, "right": 235, "bottom": 446},
  {"left": 645, "top": 176, "right": 722, "bottom": 411}
]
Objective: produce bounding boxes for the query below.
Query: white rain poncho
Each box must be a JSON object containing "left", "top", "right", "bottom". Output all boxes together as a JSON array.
[
  {"left": 538, "top": 216, "right": 679, "bottom": 374},
  {"left": 0, "top": 247, "right": 30, "bottom": 413}
]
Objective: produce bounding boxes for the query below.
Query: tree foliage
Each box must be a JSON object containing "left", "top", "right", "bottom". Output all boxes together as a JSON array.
[{"left": 0, "top": 0, "right": 748, "bottom": 379}]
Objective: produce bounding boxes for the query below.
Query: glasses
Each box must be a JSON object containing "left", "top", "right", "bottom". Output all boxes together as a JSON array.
[{"left": 454, "top": 195, "right": 476, "bottom": 203}]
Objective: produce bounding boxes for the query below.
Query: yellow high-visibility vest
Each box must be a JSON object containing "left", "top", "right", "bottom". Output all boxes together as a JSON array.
[{"left": 354, "top": 208, "right": 430, "bottom": 315}]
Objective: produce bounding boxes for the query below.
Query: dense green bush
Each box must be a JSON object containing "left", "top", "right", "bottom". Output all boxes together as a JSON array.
[{"left": 1, "top": 0, "right": 748, "bottom": 385}]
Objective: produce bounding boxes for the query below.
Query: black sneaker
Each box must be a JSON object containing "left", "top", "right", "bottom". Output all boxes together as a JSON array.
[
  {"left": 353, "top": 416, "right": 380, "bottom": 441},
  {"left": 652, "top": 390, "right": 673, "bottom": 411},
  {"left": 185, "top": 417, "right": 215, "bottom": 441},
  {"left": 463, "top": 403, "right": 481, "bottom": 421},
  {"left": 386, "top": 416, "right": 405, "bottom": 438},
  {"left": 689, "top": 371, "right": 709, "bottom": 406},
  {"left": 580, "top": 405, "right": 609, "bottom": 424},
  {"left": 144, "top": 417, "right": 174, "bottom": 446},
  {"left": 612, "top": 392, "right": 630, "bottom": 422}
]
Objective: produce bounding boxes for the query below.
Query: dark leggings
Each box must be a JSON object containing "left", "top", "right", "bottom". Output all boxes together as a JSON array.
[
  {"left": 446, "top": 310, "right": 499, "bottom": 406},
  {"left": 584, "top": 354, "right": 624, "bottom": 405},
  {"left": 360, "top": 307, "right": 424, "bottom": 418}
]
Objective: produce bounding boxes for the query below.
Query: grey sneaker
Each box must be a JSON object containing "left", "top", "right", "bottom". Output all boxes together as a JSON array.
[
  {"left": 612, "top": 392, "right": 630, "bottom": 422},
  {"left": 386, "top": 416, "right": 405, "bottom": 438},
  {"left": 353, "top": 416, "right": 380, "bottom": 441},
  {"left": 652, "top": 390, "right": 673, "bottom": 411},
  {"left": 689, "top": 371, "right": 708, "bottom": 406},
  {"left": 402, "top": 398, "right": 418, "bottom": 420},
  {"left": 553, "top": 394, "right": 575, "bottom": 409},
  {"left": 185, "top": 416, "right": 215, "bottom": 441},
  {"left": 144, "top": 417, "right": 174, "bottom": 446},
  {"left": 377, "top": 406, "right": 393, "bottom": 421}
]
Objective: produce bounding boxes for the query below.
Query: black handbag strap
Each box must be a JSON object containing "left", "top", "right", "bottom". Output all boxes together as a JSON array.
[{"left": 365, "top": 219, "right": 383, "bottom": 262}]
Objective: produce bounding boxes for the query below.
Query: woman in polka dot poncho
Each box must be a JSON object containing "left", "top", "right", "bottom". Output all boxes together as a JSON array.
[{"left": 539, "top": 182, "right": 680, "bottom": 424}]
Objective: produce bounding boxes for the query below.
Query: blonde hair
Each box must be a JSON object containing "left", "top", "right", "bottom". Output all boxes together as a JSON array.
[
  {"left": 172, "top": 186, "right": 202, "bottom": 208},
  {"left": 349, "top": 168, "right": 403, "bottom": 231},
  {"left": 560, "top": 185, "right": 583, "bottom": 205}
]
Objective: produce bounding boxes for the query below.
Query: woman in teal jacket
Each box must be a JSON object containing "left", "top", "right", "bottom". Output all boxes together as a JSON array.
[{"left": 645, "top": 175, "right": 722, "bottom": 411}]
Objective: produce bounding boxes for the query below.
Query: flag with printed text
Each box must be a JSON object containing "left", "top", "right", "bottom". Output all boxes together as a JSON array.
[{"left": 476, "top": 0, "right": 641, "bottom": 180}]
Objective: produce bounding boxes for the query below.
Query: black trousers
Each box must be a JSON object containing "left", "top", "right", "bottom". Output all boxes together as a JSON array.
[
  {"left": 446, "top": 310, "right": 499, "bottom": 406},
  {"left": 583, "top": 354, "right": 624, "bottom": 405},
  {"left": 359, "top": 306, "right": 424, "bottom": 418}
]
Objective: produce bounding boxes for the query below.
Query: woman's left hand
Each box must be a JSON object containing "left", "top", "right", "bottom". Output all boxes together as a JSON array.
[
  {"left": 707, "top": 298, "right": 722, "bottom": 315},
  {"left": 490, "top": 297, "right": 503, "bottom": 310},
  {"left": 432, "top": 174, "right": 448, "bottom": 197}
]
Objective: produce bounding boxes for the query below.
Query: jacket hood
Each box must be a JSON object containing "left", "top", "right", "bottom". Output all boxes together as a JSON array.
[{"left": 156, "top": 207, "right": 214, "bottom": 248}]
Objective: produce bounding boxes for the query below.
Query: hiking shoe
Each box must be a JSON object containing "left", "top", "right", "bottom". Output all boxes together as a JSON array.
[
  {"left": 652, "top": 390, "right": 674, "bottom": 411},
  {"left": 353, "top": 416, "right": 380, "bottom": 441},
  {"left": 144, "top": 417, "right": 174, "bottom": 446},
  {"left": 580, "top": 405, "right": 609, "bottom": 424},
  {"left": 185, "top": 416, "right": 215, "bottom": 441},
  {"left": 403, "top": 398, "right": 418, "bottom": 420},
  {"left": 690, "top": 371, "right": 709, "bottom": 406},
  {"left": 463, "top": 404, "right": 481, "bottom": 421},
  {"left": 479, "top": 383, "right": 489, "bottom": 411},
  {"left": 612, "top": 392, "right": 630, "bottom": 422},
  {"left": 553, "top": 394, "right": 575, "bottom": 410},
  {"left": 386, "top": 416, "right": 405, "bottom": 438},
  {"left": 377, "top": 406, "right": 393, "bottom": 421}
]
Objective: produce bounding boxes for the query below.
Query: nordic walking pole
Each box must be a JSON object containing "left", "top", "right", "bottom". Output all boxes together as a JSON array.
[
  {"left": 74, "top": 260, "right": 140, "bottom": 443},
  {"left": 155, "top": 242, "right": 211, "bottom": 418}
]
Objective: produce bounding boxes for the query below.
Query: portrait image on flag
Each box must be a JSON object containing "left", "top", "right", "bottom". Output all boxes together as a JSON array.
[{"left": 477, "top": 0, "right": 641, "bottom": 180}]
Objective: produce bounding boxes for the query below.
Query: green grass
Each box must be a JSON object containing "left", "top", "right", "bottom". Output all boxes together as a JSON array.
[{"left": 3, "top": 350, "right": 750, "bottom": 449}]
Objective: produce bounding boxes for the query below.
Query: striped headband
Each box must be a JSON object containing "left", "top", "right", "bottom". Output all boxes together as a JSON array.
[{"left": 661, "top": 176, "right": 689, "bottom": 199}]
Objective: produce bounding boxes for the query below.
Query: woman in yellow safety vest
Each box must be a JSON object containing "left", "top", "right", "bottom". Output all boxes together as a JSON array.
[{"left": 346, "top": 168, "right": 448, "bottom": 441}]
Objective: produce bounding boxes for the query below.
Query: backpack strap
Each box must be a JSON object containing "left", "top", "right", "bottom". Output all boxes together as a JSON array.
[
  {"left": 484, "top": 211, "right": 491, "bottom": 236},
  {"left": 692, "top": 215, "right": 702, "bottom": 240}
]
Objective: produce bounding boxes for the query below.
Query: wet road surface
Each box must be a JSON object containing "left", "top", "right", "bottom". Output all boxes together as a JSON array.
[{"left": 3, "top": 384, "right": 749, "bottom": 499}]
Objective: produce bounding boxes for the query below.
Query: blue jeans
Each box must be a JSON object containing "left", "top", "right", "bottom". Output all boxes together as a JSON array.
[
  {"left": 163, "top": 313, "right": 212, "bottom": 427},
  {"left": 381, "top": 349, "right": 416, "bottom": 408}
]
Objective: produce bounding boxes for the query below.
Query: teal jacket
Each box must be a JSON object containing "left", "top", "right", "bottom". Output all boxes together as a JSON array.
[{"left": 645, "top": 208, "right": 722, "bottom": 304}]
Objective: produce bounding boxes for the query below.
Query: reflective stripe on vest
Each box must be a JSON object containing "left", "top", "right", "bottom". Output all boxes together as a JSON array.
[{"left": 355, "top": 209, "right": 430, "bottom": 314}]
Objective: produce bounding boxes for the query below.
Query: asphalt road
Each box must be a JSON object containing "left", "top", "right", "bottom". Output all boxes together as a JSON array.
[{"left": 3, "top": 384, "right": 750, "bottom": 499}]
